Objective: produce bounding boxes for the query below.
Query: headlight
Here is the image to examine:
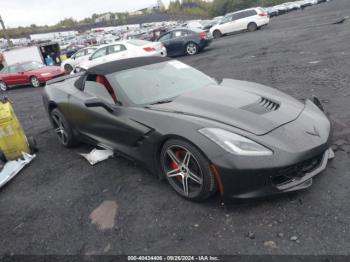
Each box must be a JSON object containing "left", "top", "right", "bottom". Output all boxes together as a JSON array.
[
  {"left": 199, "top": 128, "right": 273, "bottom": 156},
  {"left": 40, "top": 72, "right": 52, "bottom": 77}
]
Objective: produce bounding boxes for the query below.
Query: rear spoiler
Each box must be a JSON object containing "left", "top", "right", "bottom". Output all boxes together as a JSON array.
[{"left": 46, "top": 72, "right": 85, "bottom": 85}]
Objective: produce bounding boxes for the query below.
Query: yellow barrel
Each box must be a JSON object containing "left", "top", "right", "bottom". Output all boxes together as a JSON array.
[{"left": 0, "top": 100, "right": 30, "bottom": 160}]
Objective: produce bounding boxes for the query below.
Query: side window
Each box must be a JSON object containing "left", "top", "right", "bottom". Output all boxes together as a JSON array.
[
  {"left": 8, "top": 66, "right": 20, "bottom": 73},
  {"left": 221, "top": 15, "right": 232, "bottom": 24},
  {"left": 84, "top": 74, "right": 117, "bottom": 104},
  {"left": 108, "top": 44, "right": 126, "bottom": 55},
  {"left": 84, "top": 81, "right": 115, "bottom": 104},
  {"left": 172, "top": 30, "right": 185, "bottom": 38},
  {"left": 74, "top": 50, "right": 85, "bottom": 58},
  {"left": 158, "top": 33, "right": 171, "bottom": 41},
  {"left": 91, "top": 47, "right": 107, "bottom": 60},
  {"left": 86, "top": 48, "right": 96, "bottom": 55},
  {"left": 2, "top": 67, "right": 9, "bottom": 74}
]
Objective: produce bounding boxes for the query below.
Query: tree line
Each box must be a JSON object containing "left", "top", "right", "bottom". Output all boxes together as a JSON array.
[{"left": 1, "top": 0, "right": 289, "bottom": 39}]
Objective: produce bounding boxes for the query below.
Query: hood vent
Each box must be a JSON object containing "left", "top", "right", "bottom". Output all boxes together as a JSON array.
[{"left": 241, "top": 97, "right": 280, "bottom": 115}]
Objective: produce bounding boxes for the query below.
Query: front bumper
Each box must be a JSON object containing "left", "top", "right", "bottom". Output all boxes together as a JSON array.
[
  {"left": 38, "top": 72, "right": 65, "bottom": 82},
  {"left": 216, "top": 147, "right": 333, "bottom": 200}
]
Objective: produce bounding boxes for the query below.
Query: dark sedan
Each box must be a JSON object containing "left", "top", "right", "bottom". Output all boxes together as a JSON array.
[
  {"left": 43, "top": 57, "right": 333, "bottom": 202},
  {"left": 156, "top": 28, "right": 213, "bottom": 56}
]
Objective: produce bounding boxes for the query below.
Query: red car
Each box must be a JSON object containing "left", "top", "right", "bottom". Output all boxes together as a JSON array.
[{"left": 0, "top": 61, "right": 65, "bottom": 91}]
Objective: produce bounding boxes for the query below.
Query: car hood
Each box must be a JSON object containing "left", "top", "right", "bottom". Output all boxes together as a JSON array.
[
  {"left": 29, "top": 66, "right": 62, "bottom": 74},
  {"left": 147, "top": 79, "right": 305, "bottom": 136}
]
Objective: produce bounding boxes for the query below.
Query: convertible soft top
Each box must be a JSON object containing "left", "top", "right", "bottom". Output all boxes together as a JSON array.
[{"left": 86, "top": 56, "right": 171, "bottom": 76}]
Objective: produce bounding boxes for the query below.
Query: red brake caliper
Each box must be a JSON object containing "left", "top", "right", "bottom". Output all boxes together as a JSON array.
[{"left": 171, "top": 150, "right": 182, "bottom": 181}]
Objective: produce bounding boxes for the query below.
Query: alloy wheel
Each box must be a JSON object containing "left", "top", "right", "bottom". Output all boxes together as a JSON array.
[
  {"left": 31, "top": 77, "right": 40, "bottom": 87},
  {"left": 163, "top": 145, "right": 203, "bottom": 197},
  {"left": 51, "top": 113, "right": 69, "bottom": 146},
  {"left": 186, "top": 43, "right": 198, "bottom": 55},
  {"left": 0, "top": 82, "right": 7, "bottom": 91}
]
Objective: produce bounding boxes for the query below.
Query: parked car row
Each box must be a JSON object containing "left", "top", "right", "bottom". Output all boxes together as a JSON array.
[{"left": 265, "top": 0, "right": 331, "bottom": 17}]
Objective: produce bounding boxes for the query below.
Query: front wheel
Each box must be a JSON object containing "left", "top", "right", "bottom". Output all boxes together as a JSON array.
[
  {"left": 213, "top": 30, "right": 222, "bottom": 39},
  {"left": 160, "top": 139, "right": 216, "bottom": 201},
  {"left": 64, "top": 64, "right": 73, "bottom": 74},
  {"left": 50, "top": 108, "right": 78, "bottom": 148},
  {"left": 30, "top": 76, "right": 40, "bottom": 88},
  {"left": 0, "top": 81, "right": 7, "bottom": 91},
  {"left": 185, "top": 42, "right": 198, "bottom": 56}
]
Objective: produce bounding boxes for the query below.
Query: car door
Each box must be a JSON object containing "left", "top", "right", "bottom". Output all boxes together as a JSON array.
[
  {"left": 105, "top": 44, "right": 128, "bottom": 62},
  {"left": 68, "top": 75, "right": 149, "bottom": 150},
  {"left": 239, "top": 10, "right": 257, "bottom": 30},
  {"left": 157, "top": 32, "right": 174, "bottom": 56},
  {"left": 89, "top": 47, "right": 108, "bottom": 67},
  {"left": 169, "top": 30, "right": 188, "bottom": 55},
  {"left": 218, "top": 14, "right": 234, "bottom": 34},
  {"left": 6, "top": 65, "right": 27, "bottom": 86},
  {"left": 71, "top": 49, "right": 87, "bottom": 67}
]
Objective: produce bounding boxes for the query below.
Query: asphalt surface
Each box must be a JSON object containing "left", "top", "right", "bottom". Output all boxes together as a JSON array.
[{"left": 1, "top": 0, "right": 350, "bottom": 255}]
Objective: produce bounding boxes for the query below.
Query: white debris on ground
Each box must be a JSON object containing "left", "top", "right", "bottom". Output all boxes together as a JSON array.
[
  {"left": 0, "top": 153, "right": 36, "bottom": 188},
  {"left": 80, "top": 149, "right": 114, "bottom": 165}
]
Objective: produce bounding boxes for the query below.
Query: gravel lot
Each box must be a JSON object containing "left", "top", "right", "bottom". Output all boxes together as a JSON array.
[{"left": 1, "top": 0, "right": 350, "bottom": 255}]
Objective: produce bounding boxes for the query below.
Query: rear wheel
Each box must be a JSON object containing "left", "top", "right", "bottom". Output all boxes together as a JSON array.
[
  {"left": 0, "top": 81, "right": 7, "bottom": 91},
  {"left": 185, "top": 42, "right": 198, "bottom": 56},
  {"left": 160, "top": 139, "right": 216, "bottom": 201},
  {"left": 64, "top": 64, "right": 73, "bottom": 74},
  {"left": 247, "top": 22, "right": 258, "bottom": 32},
  {"left": 50, "top": 108, "right": 78, "bottom": 148},
  {"left": 30, "top": 76, "right": 40, "bottom": 88},
  {"left": 213, "top": 30, "right": 222, "bottom": 39}
]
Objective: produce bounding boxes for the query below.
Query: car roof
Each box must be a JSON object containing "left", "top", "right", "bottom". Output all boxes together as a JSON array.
[
  {"left": 226, "top": 7, "right": 260, "bottom": 16},
  {"left": 86, "top": 56, "right": 171, "bottom": 75}
]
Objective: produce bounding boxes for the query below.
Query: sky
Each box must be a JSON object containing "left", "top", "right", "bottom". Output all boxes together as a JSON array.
[{"left": 0, "top": 0, "right": 171, "bottom": 28}]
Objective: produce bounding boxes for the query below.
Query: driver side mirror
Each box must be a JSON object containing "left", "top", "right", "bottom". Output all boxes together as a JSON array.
[
  {"left": 88, "top": 56, "right": 93, "bottom": 61},
  {"left": 84, "top": 97, "right": 114, "bottom": 113}
]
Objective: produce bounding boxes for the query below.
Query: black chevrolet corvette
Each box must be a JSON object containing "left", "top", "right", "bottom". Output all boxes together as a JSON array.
[{"left": 43, "top": 57, "right": 333, "bottom": 201}]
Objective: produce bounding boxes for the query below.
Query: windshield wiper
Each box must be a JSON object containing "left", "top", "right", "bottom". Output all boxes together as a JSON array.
[{"left": 149, "top": 99, "right": 174, "bottom": 105}]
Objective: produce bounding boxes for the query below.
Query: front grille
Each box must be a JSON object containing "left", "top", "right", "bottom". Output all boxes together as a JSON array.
[
  {"left": 241, "top": 97, "right": 280, "bottom": 115},
  {"left": 272, "top": 153, "right": 324, "bottom": 186}
]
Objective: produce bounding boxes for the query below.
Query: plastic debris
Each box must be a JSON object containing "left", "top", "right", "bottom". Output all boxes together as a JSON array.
[
  {"left": 80, "top": 149, "right": 114, "bottom": 165},
  {"left": 0, "top": 152, "right": 36, "bottom": 188}
]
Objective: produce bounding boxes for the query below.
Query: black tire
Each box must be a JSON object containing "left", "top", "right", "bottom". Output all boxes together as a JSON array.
[
  {"left": 213, "top": 30, "right": 222, "bottom": 39},
  {"left": 50, "top": 108, "right": 78, "bottom": 148},
  {"left": 160, "top": 139, "right": 216, "bottom": 201},
  {"left": 247, "top": 22, "right": 258, "bottom": 32},
  {"left": 0, "top": 149, "right": 7, "bottom": 163},
  {"left": 185, "top": 42, "right": 198, "bottom": 56},
  {"left": 0, "top": 81, "right": 7, "bottom": 91},
  {"left": 27, "top": 136, "right": 39, "bottom": 154},
  {"left": 30, "top": 76, "right": 40, "bottom": 88},
  {"left": 64, "top": 64, "right": 73, "bottom": 74}
]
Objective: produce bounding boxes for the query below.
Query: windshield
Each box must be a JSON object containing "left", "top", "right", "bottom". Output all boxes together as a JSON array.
[
  {"left": 111, "top": 61, "right": 215, "bottom": 105},
  {"left": 21, "top": 61, "right": 45, "bottom": 71}
]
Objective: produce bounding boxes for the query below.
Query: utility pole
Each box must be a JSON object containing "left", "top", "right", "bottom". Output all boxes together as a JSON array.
[{"left": 0, "top": 14, "right": 12, "bottom": 47}]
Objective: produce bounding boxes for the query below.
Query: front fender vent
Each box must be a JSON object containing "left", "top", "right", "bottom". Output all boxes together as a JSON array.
[{"left": 241, "top": 97, "right": 280, "bottom": 115}]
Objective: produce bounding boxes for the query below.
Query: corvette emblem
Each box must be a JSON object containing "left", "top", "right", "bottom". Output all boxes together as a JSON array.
[{"left": 306, "top": 126, "right": 320, "bottom": 137}]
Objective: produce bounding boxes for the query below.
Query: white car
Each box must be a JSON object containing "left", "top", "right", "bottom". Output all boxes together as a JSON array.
[
  {"left": 78, "top": 40, "right": 167, "bottom": 71},
  {"left": 210, "top": 7, "right": 270, "bottom": 38},
  {"left": 61, "top": 47, "right": 98, "bottom": 74}
]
